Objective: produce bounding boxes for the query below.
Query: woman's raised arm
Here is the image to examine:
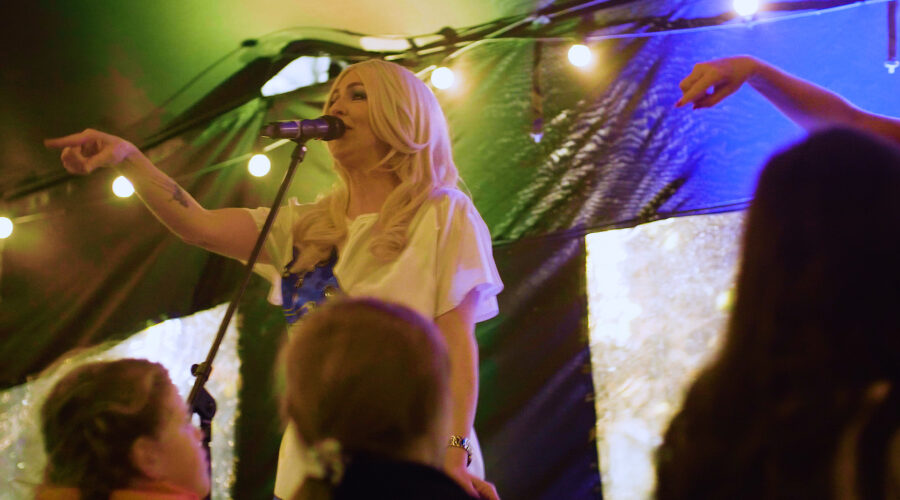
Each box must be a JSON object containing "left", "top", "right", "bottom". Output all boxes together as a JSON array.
[
  {"left": 677, "top": 55, "right": 900, "bottom": 144},
  {"left": 45, "top": 129, "right": 266, "bottom": 263}
]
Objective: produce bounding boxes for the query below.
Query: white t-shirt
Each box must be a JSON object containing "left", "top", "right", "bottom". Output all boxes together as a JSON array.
[{"left": 246, "top": 187, "right": 503, "bottom": 498}]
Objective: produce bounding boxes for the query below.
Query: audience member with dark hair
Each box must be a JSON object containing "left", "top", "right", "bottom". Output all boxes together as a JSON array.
[
  {"left": 37, "top": 359, "right": 209, "bottom": 500},
  {"left": 280, "top": 297, "right": 496, "bottom": 500},
  {"left": 656, "top": 128, "right": 900, "bottom": 499}
]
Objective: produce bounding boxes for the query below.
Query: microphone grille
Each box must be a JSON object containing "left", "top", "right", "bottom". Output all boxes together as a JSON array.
[{"left": 321, "top": 115, "right": 346, "bottom": 140}]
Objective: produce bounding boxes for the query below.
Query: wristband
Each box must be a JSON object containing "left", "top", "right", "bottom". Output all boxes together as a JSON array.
[{"left": 448, "top": 435, "right": 472, "bottom": 467}]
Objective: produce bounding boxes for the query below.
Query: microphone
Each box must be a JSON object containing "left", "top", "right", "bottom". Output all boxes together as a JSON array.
[{"left": 260, "top": 115, "right": 345, "bottom": 141}]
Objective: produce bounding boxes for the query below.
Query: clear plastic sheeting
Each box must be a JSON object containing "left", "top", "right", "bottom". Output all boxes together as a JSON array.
[
  {"left": 0, "top": 303, "right": 240, "bottom": 500},
  {"left": 587, "top": 211, "right": 745, "bottom": 499}
]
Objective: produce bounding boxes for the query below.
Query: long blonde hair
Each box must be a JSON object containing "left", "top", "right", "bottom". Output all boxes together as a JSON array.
[{"left": 288, "top": 59, "right": 459, "bottom": 273}]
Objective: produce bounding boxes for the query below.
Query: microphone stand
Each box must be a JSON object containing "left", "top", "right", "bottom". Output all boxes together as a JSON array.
[{"left": 186, "top": 139, "right": 309, "bottom": 498}]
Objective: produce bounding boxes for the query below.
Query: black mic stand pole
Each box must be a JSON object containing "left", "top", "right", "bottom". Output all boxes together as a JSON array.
[{"left": 186, "top": 139, "right": 309, "bottom": 497}]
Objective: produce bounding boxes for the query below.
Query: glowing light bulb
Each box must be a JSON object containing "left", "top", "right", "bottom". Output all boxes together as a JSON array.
[
  {"left": 733, "top": 0, "right": 760, "bottom": 17},
  {"left": 112, "top": 176, "right": 135, "bottom": 198},
  {"left": 248, "top": 154, "right": 271, "bottom": 177},
  {"left": 568, "top": 44, "right": 592, "bottom": 67},
  {"left": 0, "top": 217, "right": 12, "bottom": 239},
  {"left": 431, "top": 67, "right": 455, "bottom": 90}
]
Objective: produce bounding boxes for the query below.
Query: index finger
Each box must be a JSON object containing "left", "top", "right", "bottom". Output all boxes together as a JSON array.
[
  {"left": 44, "top": 130, "right": 96, "bottom": 150},
  {"left": 677, "top": 72, "right": 722, "bottom": 107},
  {"left": 678, "top": 68, "right": 704, "bottom": 93}
]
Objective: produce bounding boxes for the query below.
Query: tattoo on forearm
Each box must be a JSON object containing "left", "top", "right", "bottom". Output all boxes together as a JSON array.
[{"left": 170, "top": 184, "right": 190, "bottom": 208}]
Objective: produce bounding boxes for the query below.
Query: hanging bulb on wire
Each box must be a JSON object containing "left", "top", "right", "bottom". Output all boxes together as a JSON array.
[
  {"left": 248, "top": 153, "right": 271, "bottom": 177},
  {"left": 0, "top": 216, "right": 12, "bottom": 239},
  {"left": 431, "top": 67, "right": 456, "bottom": 90},
  {"left": 568, "top": 44, "right": 593, "bottom": 67},
  {"left": 112, "top": 176, "right": 135, "bottom": 198},
  {"left": 733, "top": 0, "right": 760, "bottom": 17}
]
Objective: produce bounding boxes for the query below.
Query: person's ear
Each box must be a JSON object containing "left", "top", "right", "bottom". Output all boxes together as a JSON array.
[{"left": 130, "top": 436, "right": 162, "bottom": 479}]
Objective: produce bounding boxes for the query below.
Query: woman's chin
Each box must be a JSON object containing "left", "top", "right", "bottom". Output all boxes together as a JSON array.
[
  {"left": 327, "top": 142, "right": 351, "bottom": 160},
  {"left": 329, "top": 148, "right": 366, "bottom": 168}
]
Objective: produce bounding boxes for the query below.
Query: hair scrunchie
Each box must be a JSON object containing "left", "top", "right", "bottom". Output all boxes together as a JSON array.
[{"left": 303, "top": 438, "right": 345, "bottom": 485}]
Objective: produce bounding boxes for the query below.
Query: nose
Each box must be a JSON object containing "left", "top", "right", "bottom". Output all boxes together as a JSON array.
[{"left": 328, "top": 99, "right": 347, "bottom": 117}]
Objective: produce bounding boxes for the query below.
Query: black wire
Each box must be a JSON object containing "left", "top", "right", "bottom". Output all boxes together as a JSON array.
[
  {"left": 889, "top": 0, "right": 898, "bottom": 62},
  {"left": 153, "top": 46, "right": 246, "bottom": 112}
]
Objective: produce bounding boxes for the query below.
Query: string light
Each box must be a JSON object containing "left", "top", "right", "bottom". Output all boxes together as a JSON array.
[
  {"left": 431, "top": 67, "right": 456, "bottom": 90},
  {"left": 733, "top": 0, "right": 761, "bottom": 17},
  {"left": 568, "top": 44, "right": 593, "bottom": 67},
  {"left": 112, "top": 176, "right": 135, "bottom": 198},
  {"left": 248, "top": 154, "right": 271, "bottom": 177},
  {"left": 0, "top": 217, "right": 12, "bottom": 239}
]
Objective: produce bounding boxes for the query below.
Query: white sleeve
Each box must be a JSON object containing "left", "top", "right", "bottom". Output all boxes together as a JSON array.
[
  {"left": 243, "top": 198, "right": 302, "bottom": 305},
  {"left": 433, "top": 192, "right": 504, "bottom": 322}
]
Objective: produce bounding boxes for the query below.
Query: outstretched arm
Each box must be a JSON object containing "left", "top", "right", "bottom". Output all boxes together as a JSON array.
[
  {"left": 45, "top": 129, "right": 264, "bottom": 263},
  {"left": 677, "top": 55, "right": 900, "bottom": 144}
]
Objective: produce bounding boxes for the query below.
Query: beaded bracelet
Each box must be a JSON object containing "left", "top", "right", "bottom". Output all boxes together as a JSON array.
[{"left": 448, "top": 435, "right": 472, "bottom": 467}]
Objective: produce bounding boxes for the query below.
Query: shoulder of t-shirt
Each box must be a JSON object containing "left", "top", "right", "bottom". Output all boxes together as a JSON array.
[
  {"left": 285, "top": 196, "right": 311, "bottom": 211},
  {"left": 275, "top": 197, "right": 317, "bottom": 224},
  {"left": 245, "top": 196, "right": 308, "bottom": 216},
  {"left": 425, "top": 187, "right": 477, "bottom": 222}
]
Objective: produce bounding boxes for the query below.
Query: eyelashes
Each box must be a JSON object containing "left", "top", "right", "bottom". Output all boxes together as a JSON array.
[{"left": 327, "top": 89, "right": 367, "bottom": 108}]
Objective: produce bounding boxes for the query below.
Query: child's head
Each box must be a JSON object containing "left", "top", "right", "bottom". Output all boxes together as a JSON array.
[
  {"left": 40, "top": 359, "right": 209, "bottom": 498},
  {"left": 282, "top": 298, "right": 452, "bottom": 470}
]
